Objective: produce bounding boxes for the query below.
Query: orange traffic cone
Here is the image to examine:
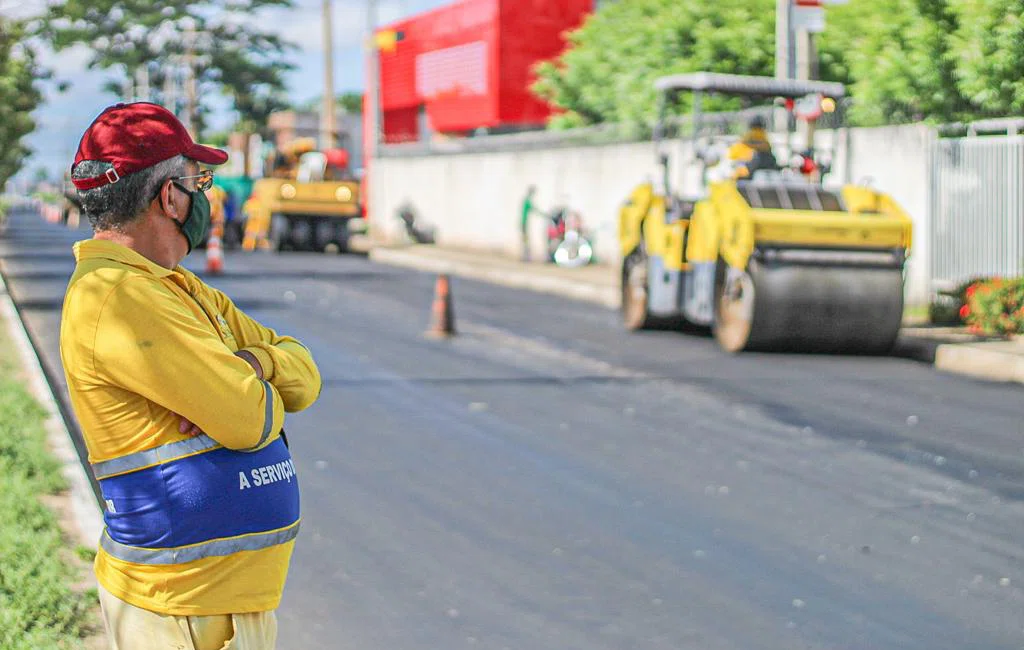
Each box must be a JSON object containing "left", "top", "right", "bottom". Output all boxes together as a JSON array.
[
  {"left": 206, "top": 234, "right": 225, "bottom": 274},
  {"left": 426, "top": 274, "right": 456, "bottom": 338}
]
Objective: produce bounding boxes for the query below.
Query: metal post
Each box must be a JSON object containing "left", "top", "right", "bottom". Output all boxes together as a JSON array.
[
  {"left": 184, "top": 26, "right": 197, "bottom": 138},
  {"left": 775, "top": 0, "right": 792, "bottom": 81},
  {"left": 775, "top": 0, "right": 794, "bottom": 137},
  {"left": 795, "top": 27, "right": 816, "bottom": 152},
  {"left": 654, "top": 91, "right": 668, "bottom": 194},
  {"left": 136, "top": 64, "right": 150, "bottom": 102},
  {"left": 690, "top": 89, "right": 702, "bottom": 196},
  {"left": 365, "top": 0, "right": 380, "bottom": 158},
  {"left": 163, "top": 62, "right": 178, "bottom": 115},
  {"left": 321, "top": 0, "right": 336, "bottom": 150}
]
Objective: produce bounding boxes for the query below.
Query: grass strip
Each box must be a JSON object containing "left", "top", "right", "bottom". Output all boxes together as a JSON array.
[{"left": 0, "top": 312, "right": 96, "bottom": 649}]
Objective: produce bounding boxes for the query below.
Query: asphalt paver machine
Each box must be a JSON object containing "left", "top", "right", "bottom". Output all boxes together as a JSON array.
[{"left": 618, "top": 73, "right": 913, "bottom": 353}]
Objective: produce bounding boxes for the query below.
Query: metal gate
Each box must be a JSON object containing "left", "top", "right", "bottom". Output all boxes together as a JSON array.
[{"left": 930, "top": 135, "right": 1024, "bottom": 288}]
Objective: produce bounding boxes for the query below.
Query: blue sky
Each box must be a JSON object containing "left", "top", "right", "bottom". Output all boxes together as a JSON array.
[{"left": 4, "top": 0, "right": 450, "bottom": 178}]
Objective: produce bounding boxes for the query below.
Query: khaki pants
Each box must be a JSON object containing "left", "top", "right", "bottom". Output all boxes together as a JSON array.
[{"left": 98, "top": 585, "right": 278, "bottom": 650}]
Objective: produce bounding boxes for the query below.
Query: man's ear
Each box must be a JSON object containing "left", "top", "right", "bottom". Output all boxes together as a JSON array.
[{"left": 157, "top": 180, "right": 179, "bottom": 220}]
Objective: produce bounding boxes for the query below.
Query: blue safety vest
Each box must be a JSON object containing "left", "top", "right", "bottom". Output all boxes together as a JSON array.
[{"left": 92, "top": 435, "right": 300, "bottom": 564}]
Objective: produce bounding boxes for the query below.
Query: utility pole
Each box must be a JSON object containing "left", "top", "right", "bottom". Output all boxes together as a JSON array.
[
  {"left": 184, "top": 24, "right": 198, "bottom": 138},
  {"left": 321, "top": 0, "right": 336, "bottom": 150},
  {"left": 775, "top": 0, "right": 792, "bottom": 82},
  {"left": 365, "top": 0, "right": 380, "bottom": 159},
  {"left": 163, "top": 63, "right": 178, "bottom": 116},
  {"left": 795, "top": 28, "right": 816, "bottom": 83},
  {"left": 136, "top": 64, "right": 150, "bottom": 102},
  {"left": 795, "top": 26, "right": 817, "bottom": 150},
  {"left": 775, "top": 0, "right": 793, "bottom": 135}
]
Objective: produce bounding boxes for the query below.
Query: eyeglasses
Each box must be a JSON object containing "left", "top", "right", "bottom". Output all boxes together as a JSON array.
[{"left": 171, "top": 170, "right": 214, "bottom": 192}]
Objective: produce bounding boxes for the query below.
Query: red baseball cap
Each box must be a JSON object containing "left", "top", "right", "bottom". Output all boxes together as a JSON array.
[{"left": 71, "top": 102, "right": 228, "bottom": 191}]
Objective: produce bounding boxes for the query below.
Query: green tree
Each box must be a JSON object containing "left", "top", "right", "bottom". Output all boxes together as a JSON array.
[
  {"left": 0, "top": 19, "right": 44, "bottom": 189},
  {"left": 817, "top": 0, "right": 974, "bottom": 126},
  {"left": 294, "top": 92, "right": 364, "bottom": 114},
  {"left": 953, "top": 0, "right": 1024, "bottom": 117},
  {"left": 36, "top": 0, "right": 294, "bottom": 139},
  {"left": 214, "top": 45, "right": 292, "bottom": 174},
  {"left": 336, "top": 92, "right": 364, "bottom": 115},
  {"left": 533, "top": 0, "right": 1010, "bottom": 129},
  {"left": 532, "top": 0, "right": 776, "bottom": 129}
]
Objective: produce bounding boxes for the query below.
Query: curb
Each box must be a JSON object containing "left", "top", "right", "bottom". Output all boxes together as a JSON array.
[
  {"left": 935, "top": 343, "right": 1024, "bottom": 384},
  {"left": 369, "top": 247, "right": 1024, "bottom": 384},
  {"left": 0, "top": 271, "right": 103, "bottom": 548},
  {"left": 369, "top": 246, "right": 621, "bottom": 309},
  {"left": 891, "top": 336, "right": 941, "bottom": 364}
]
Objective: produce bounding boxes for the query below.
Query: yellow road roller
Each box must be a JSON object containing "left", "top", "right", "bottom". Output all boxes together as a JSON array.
[{"left": 619, "top": 73, "right": 913, "bottom": 353}]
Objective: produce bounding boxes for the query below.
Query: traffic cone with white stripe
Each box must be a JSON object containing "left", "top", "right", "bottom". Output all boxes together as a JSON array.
[{"left": 206, "top": 233, "right": 225, "bottom": 274}]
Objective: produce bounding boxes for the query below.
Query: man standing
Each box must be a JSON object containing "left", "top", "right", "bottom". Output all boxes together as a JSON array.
[
  {"left": 520, "top": 185, "right": 538, "bottom": 262},
  {"left": 59, "top": 103, "right": 322, "bottom": 649}
]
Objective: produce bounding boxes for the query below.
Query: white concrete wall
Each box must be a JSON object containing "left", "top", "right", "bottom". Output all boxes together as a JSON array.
[
  {"left": 372, "top": 141, "right": 662, "bottom": 263},
  {"left": 371, "top": 124, "right": 936, "bottom": 305},
  {"left": 833, "top": 124, "right": 935, "bottom": 305}
]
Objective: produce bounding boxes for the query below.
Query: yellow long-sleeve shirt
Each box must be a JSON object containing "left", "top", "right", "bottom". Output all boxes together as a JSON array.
[{"left": 59, "top": 239, "right": 321, "bottom": 616}]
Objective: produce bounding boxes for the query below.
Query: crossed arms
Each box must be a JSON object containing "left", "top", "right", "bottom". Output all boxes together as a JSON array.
[{"left": 92, "top": 276, "right": 321, "bottom": 451}]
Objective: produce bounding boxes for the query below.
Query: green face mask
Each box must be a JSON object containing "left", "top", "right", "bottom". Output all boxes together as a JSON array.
[{"left": 172, "top": 181, "right": 211, "bottom": 253}]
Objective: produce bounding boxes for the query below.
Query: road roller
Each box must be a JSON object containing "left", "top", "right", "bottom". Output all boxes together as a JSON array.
[{"left": 618, "top": 73, "right": 913, "bottom": 353}]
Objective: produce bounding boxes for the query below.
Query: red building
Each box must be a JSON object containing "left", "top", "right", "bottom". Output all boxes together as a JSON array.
[{"left": 373, "top": 0, "right": 593, "bottom": 143}]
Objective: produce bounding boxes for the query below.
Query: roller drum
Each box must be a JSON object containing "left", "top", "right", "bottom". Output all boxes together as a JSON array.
[{"left": 716, "top": 256, "right": 905, "bottom": 354}]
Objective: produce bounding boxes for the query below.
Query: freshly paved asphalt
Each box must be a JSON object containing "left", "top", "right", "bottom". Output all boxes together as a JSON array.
[{"left": 2, "top": 209, "right": 1023, "bottom": 650}]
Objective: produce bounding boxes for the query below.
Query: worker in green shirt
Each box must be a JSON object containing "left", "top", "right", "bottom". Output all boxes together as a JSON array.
[{"left": 520, "top": 185, "right": 538, "bottom": 261}]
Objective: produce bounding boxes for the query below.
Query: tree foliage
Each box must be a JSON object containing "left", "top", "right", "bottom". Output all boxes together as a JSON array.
[
  {"left": 953, "top": 0, "right": 1024, "bottom": 117},
  {"left": 295, "top": 92, "right": 364, "bottom": 115},
  {"left": 817, "top": 0, "right": 975, "bottom": 126},
  {"left": 535, "top": 0, "right": 1024, "bottom": 128},
  {"left": 336, "top": 92, "right": 364, "bottom": 115},
  {"left": 0, "top": 18, "right": 45, "bottom": 188},
  {"left": 532, "top": 0, "right": 775, "bottom": 129},
  {"left": 36, "top": 0, "right": 295, "bottom": 137}
]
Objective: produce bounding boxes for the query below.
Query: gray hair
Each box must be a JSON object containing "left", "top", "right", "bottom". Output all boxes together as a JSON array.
[{"left": 72, "top": 155, "right": 187, "bottom": 232}]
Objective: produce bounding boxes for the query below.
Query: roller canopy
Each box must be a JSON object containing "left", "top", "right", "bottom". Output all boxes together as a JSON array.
[{"left": 655, "top": 73, "right": 845, "bottom": 100}]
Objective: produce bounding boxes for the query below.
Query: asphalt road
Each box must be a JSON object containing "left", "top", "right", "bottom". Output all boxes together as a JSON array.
[{"left": 2, "top": 210, "right": 1023, "bottom": 650}]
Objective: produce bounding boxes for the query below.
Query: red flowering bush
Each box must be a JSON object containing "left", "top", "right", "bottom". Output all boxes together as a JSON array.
[
  {"left": 961, "top": 277, "right": 1024, "bottom": 335},
  {"left": 929, "top": 276, "right": 991, "bottom": 325}
]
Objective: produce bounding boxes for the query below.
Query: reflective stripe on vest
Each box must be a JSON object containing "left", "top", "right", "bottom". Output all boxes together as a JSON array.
[
  {"left": 91, "top": 380, "right": 275, "bottom": 479},
  {"left": 99, "top": 520, "right": 300, "bottom": 565},
  {"left": 244, "top": 380, "right": 275, "bottom": 451},
  {"left": 91, "top": 434, "right": 222, "bottom": 480}
]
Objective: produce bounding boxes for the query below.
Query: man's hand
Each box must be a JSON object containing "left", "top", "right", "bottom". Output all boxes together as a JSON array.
[
  {"left": 179, "top": 416, "right": 204, "bottom": 437},
  {"left": 176, "top": 350, "right": 267, "bottom": 437}
]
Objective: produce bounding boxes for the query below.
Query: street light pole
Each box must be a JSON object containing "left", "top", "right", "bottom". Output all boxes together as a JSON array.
[
  {"left": 775, "top": 0, "right": 793, "bottom": 135},
  {"left": 136, "top": 65, "right": 150, "bottom": 102},
  {"left": 321, "top": 0, "right": 336, "bottom": 150},
  {"left": 775, "top": 0, "right": 792, "bottom": 81},
  {"left": 184, "top": 24, "right": 198, "bottom": 138},
  {"left": 365, "top": 0, "right": 380, "bottom": 159},
  {"left": 795, "top": 13, "right": 817, "bottom": 151}
]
